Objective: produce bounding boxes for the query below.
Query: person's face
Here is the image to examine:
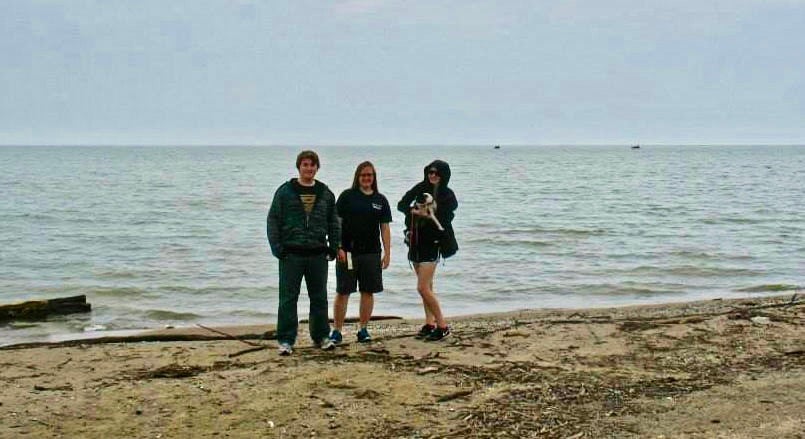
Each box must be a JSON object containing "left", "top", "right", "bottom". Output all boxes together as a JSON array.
[
  {"left": 427, "top": 168, "right": 441, "bottom": 185},
  {"left": 358, "top": 166, "right": 375, "bottom": 191},
  {"left": 298, "top": 159, "right": 318, "bottom": 181}
]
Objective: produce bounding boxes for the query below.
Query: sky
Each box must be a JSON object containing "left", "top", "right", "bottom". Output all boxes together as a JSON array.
[{"left": 1, "top": 0, "right": 804, "bottom": 146}]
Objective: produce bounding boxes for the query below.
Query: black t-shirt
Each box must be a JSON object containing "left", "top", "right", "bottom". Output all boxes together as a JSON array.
[
  {"left": 336, "top": 188, "right": 392, "bottom": 254},
  {"left": 293, "top": 180, "right": 317, "bottom": 213}
]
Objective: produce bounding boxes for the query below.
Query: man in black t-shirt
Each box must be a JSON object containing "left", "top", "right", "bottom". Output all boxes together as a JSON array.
[{"left": 330, "top": 162, "right": 392, "bottom": 344}]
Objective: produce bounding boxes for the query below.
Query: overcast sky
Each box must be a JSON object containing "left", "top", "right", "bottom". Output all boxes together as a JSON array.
[{"left": 2, "top": 1, "right": 804, "bottom": 145}]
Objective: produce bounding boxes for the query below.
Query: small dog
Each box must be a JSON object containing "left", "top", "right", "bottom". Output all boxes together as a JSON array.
[{"left": 413, "top": 193, "right": 444, "bottom": 231}]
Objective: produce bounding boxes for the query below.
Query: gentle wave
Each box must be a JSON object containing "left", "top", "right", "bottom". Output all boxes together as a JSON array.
[
  {"left": 142, "top": 309, "right": 204, "bottom": 320},
  {"left": 509, "top": 226, "right": 609, "bottom": 236},
  {"left": 575, "top": 283, "right": 688, "bottom": 296},
  {"left": 93, "top": 270, "right": 141, "bottom": 279},
  {"left": 735, "top": 284, "right": 801, "bottom": 293},
  {"left": 230, "top": 309, "right": 274, "bottom": 318},
  {"left": 467, "top": 225, "right": 609, "bottom": 237},
  {"left": 667, "top": 250, "right": 754, "bottom": 261},
  {"left": 0, "top": 212, "right": 59, "bottom": 221},
  {"left": 701, "top": 217, "right": 766, "bottom": 225},
  {"left": 464, "top": 236, "right": 553, "bottom": 247},
  {"left": 622, "top": 265, "right": 764, "bottom": 277},
  {"left": 89, "top": 287, "right": 162, "bottom": 298}
]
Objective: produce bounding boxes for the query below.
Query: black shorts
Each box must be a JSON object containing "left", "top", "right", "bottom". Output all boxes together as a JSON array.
[
  {"left": 408, "top": 241, "right": 440, "bottom": 264},
  {"left": 336, "top": 252, "right": 384, "bottom": 294}
]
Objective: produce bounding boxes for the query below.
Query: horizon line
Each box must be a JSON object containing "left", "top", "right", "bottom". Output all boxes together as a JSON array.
[{"left": 2, "top": 143, "right": 805, "bottom": 148}]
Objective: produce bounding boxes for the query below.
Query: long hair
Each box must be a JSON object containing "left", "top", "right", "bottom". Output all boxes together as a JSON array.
[{"left": 351, "top": 161, "right": 379, "bottom": 193}]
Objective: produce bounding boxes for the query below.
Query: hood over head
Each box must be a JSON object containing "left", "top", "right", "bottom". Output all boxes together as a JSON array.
[{"left": 422, "top": 160, "right": 451, "bottom": 187}]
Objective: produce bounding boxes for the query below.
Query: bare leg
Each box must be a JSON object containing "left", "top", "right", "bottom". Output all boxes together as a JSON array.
[
  {"left": 333, "top": 293, "right": 349, "bottom": 332},
  {"left": 414, "top": 264, "right": 436, "bottom": 326},
  {"left": 415, "top": 263, "right": 446, "bottom": 328},
  {"left": 359, "top": 292, "right": 374, "bottom": 328}
]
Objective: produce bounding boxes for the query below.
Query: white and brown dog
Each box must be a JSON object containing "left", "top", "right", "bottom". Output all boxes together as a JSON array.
[{"left": 413, "top": 193, "right": 444, "bottom": 231}]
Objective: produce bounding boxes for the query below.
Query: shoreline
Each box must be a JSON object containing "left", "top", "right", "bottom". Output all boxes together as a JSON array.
[
  {"left": 1, "top": 294, "right": 802, "bottom": 438},
  {"left": 2, "top": 289, "right": 798, "bottom": 349}
]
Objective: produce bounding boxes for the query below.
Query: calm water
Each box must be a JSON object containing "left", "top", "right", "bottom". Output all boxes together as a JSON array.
[{"left": 1, "top": 145, "right": 803, "bottom": 345}]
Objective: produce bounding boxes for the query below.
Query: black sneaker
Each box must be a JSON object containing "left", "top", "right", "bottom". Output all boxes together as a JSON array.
[
  {"left": 425, "top": 326, "right": 450, "bottom": 341},
  {"left": 356, "top": 327, "right": 371, "bottom": 343},
  {"left": 415, "top": 324, "right": 436, "bottom": 339}
]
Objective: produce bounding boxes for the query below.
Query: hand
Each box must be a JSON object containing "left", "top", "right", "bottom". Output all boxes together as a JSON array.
[
  {"left": 381, "top": 252, "right": 390, "bottom": 270},
  {"left": 337, "top": 249, "right": 347, "bottom": 263},
  {"left": 411, "top": 206, "right": 427, "bottom": 217}
]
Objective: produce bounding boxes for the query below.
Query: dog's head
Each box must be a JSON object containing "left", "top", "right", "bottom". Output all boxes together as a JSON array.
[{"left": 415, "top": 192, "right": 434, "bottom": 206}]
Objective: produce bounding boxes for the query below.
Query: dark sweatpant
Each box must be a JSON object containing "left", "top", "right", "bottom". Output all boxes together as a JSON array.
[{"left": 277, "top": 254, "right": 331, "bottom": 345}]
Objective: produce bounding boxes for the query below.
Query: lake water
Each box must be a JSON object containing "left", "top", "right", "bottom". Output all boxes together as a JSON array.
[{"left": 1, "top": 145, "right": 803, "bottom": 345}]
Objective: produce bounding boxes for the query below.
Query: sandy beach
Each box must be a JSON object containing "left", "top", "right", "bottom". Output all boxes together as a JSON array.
[{"left": 1, "top": 294, "right": 803, "bottom": 438}]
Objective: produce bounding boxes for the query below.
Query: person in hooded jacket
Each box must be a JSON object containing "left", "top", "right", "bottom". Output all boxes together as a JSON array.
[
  {"left": 267, "top": 150, "right": 340, "bottom": 355},
  {"left": 397, "top": 160, "right": 458, "bottom": 341}
]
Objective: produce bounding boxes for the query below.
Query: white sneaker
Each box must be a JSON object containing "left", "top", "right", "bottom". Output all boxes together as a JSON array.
[
  {"left": 319, "top": 338, "right": 336, "bottom": 351},
  {"left": 278, "top": 342, "right": 293, "bottom": 356}
]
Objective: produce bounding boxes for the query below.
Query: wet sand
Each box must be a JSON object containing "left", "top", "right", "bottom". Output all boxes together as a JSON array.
[{"left": 1, "top": 294, "right": 803, "bottom": 438}]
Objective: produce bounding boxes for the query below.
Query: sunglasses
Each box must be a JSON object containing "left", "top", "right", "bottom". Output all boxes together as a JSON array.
[
  {"left": 359, "top": 173, "right": 375, "bottom": 177},
  {"left": 428, "top": 169, "right": 439, "bottom": 176}
]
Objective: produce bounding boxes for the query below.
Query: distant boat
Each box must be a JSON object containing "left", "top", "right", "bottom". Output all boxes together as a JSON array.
[
  {"left": 494, "top": 145, "right": 501, "bottom": 149},
  {"left": 631, "top": 144, "right": 640, "bottom": 149}
]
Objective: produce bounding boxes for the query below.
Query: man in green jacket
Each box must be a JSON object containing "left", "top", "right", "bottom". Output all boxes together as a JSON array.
[{"left": 267, "top": 150, "right": 340, "bottom": 355}]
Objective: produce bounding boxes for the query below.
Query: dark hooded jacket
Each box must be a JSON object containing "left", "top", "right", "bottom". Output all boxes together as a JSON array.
[
  {"left": 267, "top": 179, "right": 340, "bottom": 259},
  {"left": 397, "top": 160, "right": 459, "bottom": 258}
]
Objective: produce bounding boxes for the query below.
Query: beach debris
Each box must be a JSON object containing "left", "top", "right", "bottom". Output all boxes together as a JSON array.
[
  {"left": 361, "top": 347, "right": 390, "bottom": 356},
  {"left": 31, "top": 418, "right": 52, "bottom": 427},
  {"left": 133, "top": 363, "right": 207, "bottom": 379},
  {"left": 417, "top": 366, "right": 440, "bottom": 375},
  {"left": 267, "top": 421, "right": 275, "bottom": 428},
  {"left": 196, "top": 324, "right": 263, "bottom": 347},
  {"left": 619, "top": 321, "right": 661, "bottom": 331},
  {"left": 750, "top": 316, "right": 771, "bottom": 325},
  {"left": 437, "top": 389, "right": 473, "bottom": 403},
  {"left": 33, "top": 384, "right": 74, "bottom": 392},
  {"left": 229, "top": 346, "right": 268, "bottom": 358},
  {"left": 300, "top": 315, "right": 402, "bottom": 324},
  {"left": 0, "top": 295, "right": 91, "bottom": 322},
  {"left": 353, "top": 389, "right": 381, "bottom": 399}
]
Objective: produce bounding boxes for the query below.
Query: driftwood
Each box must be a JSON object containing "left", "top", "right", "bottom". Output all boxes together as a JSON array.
[
  {"left": 300, "top": 315, "right": 402, "bottom": 324},
  {"left": 0, "top": 295, "right": 91, "bottom": 322},
  {"left": 0, "top": 330, "right": 277, "bottom": 351},
  {"left": 196, "top": 324, "right": 263, "bottom": 347}
]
